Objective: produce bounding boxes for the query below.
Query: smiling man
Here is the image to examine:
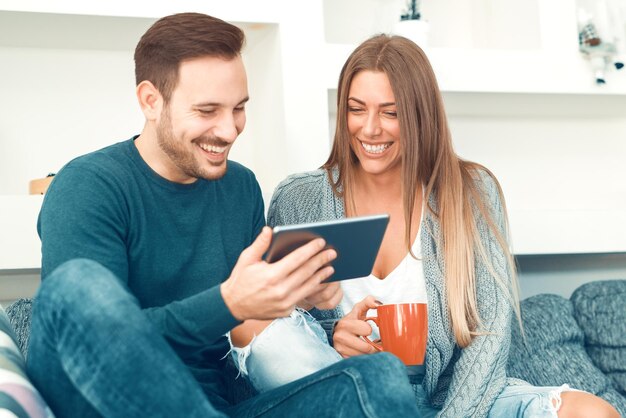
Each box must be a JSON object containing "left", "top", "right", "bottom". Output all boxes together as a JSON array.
[
  {"left": 136, "top": 55, "right": 248, "bottom": 183},
  {"left": 27, "top": 12, "right": 419, "bottom": 418}
]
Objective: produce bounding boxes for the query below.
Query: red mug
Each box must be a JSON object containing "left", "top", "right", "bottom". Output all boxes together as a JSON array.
[{"left": 363, "top": 303, "right": 428, "bottom": 366}]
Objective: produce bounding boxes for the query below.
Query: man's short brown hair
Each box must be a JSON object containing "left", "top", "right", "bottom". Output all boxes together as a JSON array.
[{"left": 134, "top": 12, "right": 245, "bottom": 103}]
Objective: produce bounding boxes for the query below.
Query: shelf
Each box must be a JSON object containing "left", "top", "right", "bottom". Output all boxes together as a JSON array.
[
  {"left": 0, "top": 6, "right": 292, "bottom": 197},
  {"left": 0, "top": 0, "right": 282, "bottom": 24},
  {"left": 1, "top": 195, "right": 625, "bottom": 271},
  {"left": 1, "top": 0, "right": 625, "bottom": 261},
  {"left": 509, "top": 209, "right": 626, "bottom": 255},
  {"left": 324, "top": 43, "right": 626, "bottom": 95},
  {"left": 0, "top": 9, "right": 275, "bottom": 51},
  {"left": 0, "top": 195, "right": 43, "bottom": 270}
]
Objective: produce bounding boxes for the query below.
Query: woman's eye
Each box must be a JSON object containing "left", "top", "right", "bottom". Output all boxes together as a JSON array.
[
  {"left": 348, "top": 107, "right": 364, "bottom": 113},
  {"left": 383, "top": 111, "right": 397, "bottom": 118}
]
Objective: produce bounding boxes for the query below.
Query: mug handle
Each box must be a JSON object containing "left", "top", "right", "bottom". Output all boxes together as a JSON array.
[{"left": 363, "top": 316, "right": 383, "bottom": 352}]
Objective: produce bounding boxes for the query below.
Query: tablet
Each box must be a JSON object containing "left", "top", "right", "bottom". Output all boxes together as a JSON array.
[{"left": 264, "top": 214, "right": 390, "bottom": 282}]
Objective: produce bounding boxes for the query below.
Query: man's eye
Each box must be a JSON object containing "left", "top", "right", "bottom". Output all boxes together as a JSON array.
[
  {"left": 234, "top": 106, "right": 245, "bottom": 112},
  {"left": 199, "top": 109, "right": 216, "bottom": 115}
]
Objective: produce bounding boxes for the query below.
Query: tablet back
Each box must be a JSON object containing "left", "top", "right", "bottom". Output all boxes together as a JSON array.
[{"left": 264, "top": 214, "right": 390, "bottom": 282}]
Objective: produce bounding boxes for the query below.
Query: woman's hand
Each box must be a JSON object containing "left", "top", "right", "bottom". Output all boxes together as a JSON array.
[{"left": 332, "top": 295, "right": 381, "bottom": 358}]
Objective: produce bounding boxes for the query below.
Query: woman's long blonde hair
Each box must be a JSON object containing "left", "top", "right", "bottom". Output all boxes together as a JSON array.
[{"left": 323, "top": 34, "right": 519, "bottom": 347}]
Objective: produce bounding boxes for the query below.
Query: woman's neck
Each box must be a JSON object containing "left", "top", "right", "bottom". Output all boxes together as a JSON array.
[
  {"left": 348, "top": 165, "right": 404, "bottom": 216},
  {"left": 354, "top": 165, "right": 403, "bottom": 199}
]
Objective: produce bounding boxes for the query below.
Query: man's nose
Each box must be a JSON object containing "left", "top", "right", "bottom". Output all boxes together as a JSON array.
[{"left": 213, "top": 112, "right": 239, "bottom": 142}]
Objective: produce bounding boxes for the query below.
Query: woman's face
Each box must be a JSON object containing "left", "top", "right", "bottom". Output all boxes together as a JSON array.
[{"left": 347, "top": 70, "right": 402, "bottom": 177}]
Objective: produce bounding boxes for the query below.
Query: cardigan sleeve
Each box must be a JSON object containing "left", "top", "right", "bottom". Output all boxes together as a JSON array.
[
  {"left": 267, "top": 170, "right": 344, "bottom": 345},
  {"left": 437, "top": 172, "right": 514, "bottom": 418}
]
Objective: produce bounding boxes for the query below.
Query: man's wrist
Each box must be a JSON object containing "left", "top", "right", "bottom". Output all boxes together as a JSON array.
[{"left": 220, "top": 281, "right": 245, "bottom": 321}]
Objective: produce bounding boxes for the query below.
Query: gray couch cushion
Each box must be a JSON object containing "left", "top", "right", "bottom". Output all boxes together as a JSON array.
[
  {"left": 507, "top": 293, "right": 626, "bottom": 416},
  {"left": 5, "top": 298, "right": 33, "bottom": 360},
  {"left": 571, "top": 279, "right": 626, "bottom": 396}
]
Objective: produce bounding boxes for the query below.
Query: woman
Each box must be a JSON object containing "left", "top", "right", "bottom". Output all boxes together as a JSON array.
[{"left": 230, "top": 34, "right": 619, "bottom": 418}]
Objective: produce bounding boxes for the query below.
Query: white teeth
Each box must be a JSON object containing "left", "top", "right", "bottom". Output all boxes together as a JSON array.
[
  {"left": 360, "top": 141, "right": 390, "bottom": 154},
  {"left": 199, "top": 143, "right": 226, "bottom": 153}
]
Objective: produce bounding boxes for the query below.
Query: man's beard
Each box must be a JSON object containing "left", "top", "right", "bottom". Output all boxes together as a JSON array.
[{"left": 156, "top": 108, "right": 228, "bottom": 181}]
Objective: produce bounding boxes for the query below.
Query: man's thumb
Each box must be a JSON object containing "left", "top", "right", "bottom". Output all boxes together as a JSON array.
[{"left": 244, "top": 226, "right": 273, "bottom": 262}]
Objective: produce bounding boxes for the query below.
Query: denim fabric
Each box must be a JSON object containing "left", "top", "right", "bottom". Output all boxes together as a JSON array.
[
  {"left": 234, "top": 307, "right": 581, "bottom": 418},
  {"left": 412, "top": 383, "right": 577, "bottom": 418},
  {"left": 226, "top": 353, "right": 420, "bottom": 418},
  {"left": 230, "top": 309, "right": 342, "bottom": 392},
  {"left": 27, "top": 259, "right": 225, "bottom": 418},
  {"left": 27, "top": 259, "right": 420, "bottom": 418}
]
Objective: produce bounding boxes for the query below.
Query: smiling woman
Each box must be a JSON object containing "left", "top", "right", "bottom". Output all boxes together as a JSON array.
[
  {"left": 347, "top": 71, "right": 402, "bottom": 176},
  {"left": 229, "top": 33, "right": 621, "bottom": 418}
]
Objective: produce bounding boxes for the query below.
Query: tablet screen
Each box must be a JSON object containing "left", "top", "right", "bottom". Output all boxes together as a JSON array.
[{"left": 264, "top": 214, "right": 390, "bottom": 282}]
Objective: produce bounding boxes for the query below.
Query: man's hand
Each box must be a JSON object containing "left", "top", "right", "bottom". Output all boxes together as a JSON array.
[
  {"left": 299, "top": 281, "right": 343, "bottom": 311},
  {"left": 332, "top": 295, "right": 381, "bottom": 358},
  {"left": 221, "top": 227, "right": 337, "bottom": 321}
]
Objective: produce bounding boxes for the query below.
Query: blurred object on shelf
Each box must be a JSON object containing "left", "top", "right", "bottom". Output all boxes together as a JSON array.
[
  {"left": 577, "top": 0, "right": 625, "bottom": 84},
  {"left": 400, "top": 0, "right": 421, "bottom": 21},
  {"left": 29, "top": 173, "right": 55, "bottom": 195},
  {"left": 394, "top": 0, "right": 429, "bottom": 48}
]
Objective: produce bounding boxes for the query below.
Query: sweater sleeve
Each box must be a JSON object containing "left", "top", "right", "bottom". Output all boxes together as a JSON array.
[
  {"left": 38, "top": 163, "right": 241, "bottom": 360},
  {"left": 267, "top": 171, "right": 344, "bottom": 344},
  {"left": 437, "top": 173, "right": 514, "bottom": 418}
]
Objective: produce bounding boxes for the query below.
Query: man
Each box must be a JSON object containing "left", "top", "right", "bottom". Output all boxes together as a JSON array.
[{"left": 27, "top": 12, "right": 419, "bottom": 417}]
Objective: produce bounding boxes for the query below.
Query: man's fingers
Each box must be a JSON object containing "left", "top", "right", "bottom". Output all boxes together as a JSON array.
[
  {"left": 304, "top": 282, "right": 342, "bottom": 310},
  {"left": 289, "top": 265, "right": 335, "bottom": 304},
  {"left": 279, "top": 246, "right": 336, "bottom": 291},
  {"left": 310, "top": 284, "right": 343, "bottom": 310},
  {"left": 271, "top": 238, "right": 330, "bottom": 277}
]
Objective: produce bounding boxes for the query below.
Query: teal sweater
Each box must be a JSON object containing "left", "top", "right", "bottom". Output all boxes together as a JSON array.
[
  {"left": 38, "top": 138, "right": 265, "bottom": 401},
  {"left": 267, "top": 169, "right": 516, "bottom": 418}
]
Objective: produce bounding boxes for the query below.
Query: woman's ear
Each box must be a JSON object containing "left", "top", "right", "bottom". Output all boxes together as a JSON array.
[{"left": 136, "top": 80, "right": 163, "bottom": 121}]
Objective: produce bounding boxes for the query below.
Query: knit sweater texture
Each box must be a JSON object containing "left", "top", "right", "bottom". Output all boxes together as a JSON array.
[{"left": 267, "top": 168, "right": 516, "bottom": 418}]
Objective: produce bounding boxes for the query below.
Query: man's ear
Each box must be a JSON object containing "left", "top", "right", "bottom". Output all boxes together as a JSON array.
[{"left": 136, "top": 80, "right": 163, "bottom": 121}]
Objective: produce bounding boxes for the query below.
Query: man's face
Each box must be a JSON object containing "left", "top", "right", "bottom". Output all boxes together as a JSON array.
[{"left": 156, "top": 56, "right": 248, "bottom": 182}]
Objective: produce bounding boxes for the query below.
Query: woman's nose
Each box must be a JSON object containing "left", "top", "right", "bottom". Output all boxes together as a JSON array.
[{"left": 362, "top": 113, "right": 382, "bottom": 137}]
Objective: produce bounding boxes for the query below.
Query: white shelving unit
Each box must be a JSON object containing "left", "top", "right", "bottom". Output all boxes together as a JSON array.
[
  {"left": 324, "top": 0, "right": 626, "bottom": 256},
  {"left": 324, "top": 43, "right": 626, "bottom": 94},
  {"left": 0, "top": 196, "right": 43, "bottom": 270},
  {"left": 0, "top": 0, "right": 332, "bottom": 270},
  {"left": 1, "top": 0, "right": 625, "bottom": 274}
]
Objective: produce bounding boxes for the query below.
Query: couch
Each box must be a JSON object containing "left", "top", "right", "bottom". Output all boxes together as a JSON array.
[{"left": 2, "top": 280, "right": 625, "bottom": 417}]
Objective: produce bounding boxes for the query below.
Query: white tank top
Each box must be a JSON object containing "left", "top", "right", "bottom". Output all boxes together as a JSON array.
[{"left": 339, "top": 226, "right": 427, "bottom": 316}]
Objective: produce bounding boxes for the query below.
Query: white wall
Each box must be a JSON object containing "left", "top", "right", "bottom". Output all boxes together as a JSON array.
[{"left": 1, "top": 0, "right": 626, "bottom": 302}]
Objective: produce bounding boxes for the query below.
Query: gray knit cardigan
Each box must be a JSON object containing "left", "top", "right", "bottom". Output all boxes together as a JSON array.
[{"left": 266, "top": 168, "right": 517, "bottom": 418}]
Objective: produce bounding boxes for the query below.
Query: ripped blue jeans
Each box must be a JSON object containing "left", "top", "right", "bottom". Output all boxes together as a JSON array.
[
  {"left": 230, "top": 309, "right": 580, "bottom": 417},
  {"left": 413, "top": 382, "right": 578, "bottom": 418},
  {"left": 229, "top": 308, "right": 341, "bottom": 393}
]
